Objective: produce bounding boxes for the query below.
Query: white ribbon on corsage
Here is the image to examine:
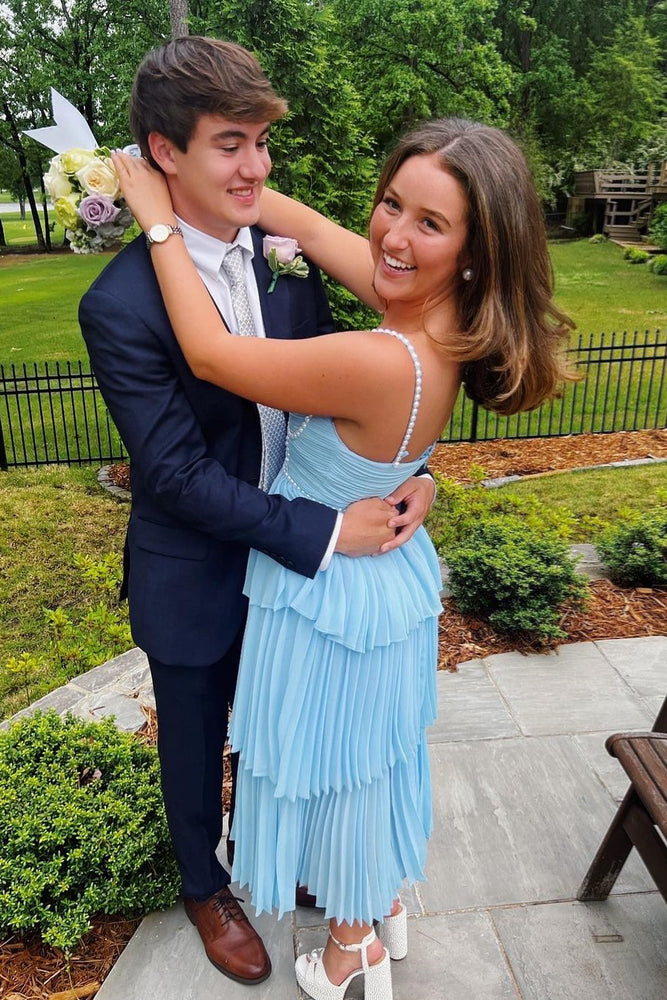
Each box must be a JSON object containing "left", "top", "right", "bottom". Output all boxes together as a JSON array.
[
  {"left": 23, "top": 88, "right": 97, "bottom": 152},
  {"left": 22, "top": 88, "right": 140, "bottom": 158}
]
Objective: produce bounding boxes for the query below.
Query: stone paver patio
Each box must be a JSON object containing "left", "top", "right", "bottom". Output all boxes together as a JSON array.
[{"left": 6, "top": 636, "right": 666, "bottom": 998}]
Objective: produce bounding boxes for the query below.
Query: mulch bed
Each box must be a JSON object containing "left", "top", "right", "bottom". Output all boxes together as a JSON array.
[
  {"left": 0, "top": 918, "right": 141, "bottom": 1000},
  {"left": 106, "top": 464, "right": 130, "bottom": 492},
  {"left": 430, "top": 427, "right": 667, "bottom": 483},
  {"left": 438, "top": 580, "right": 667, "bottom": 670},
  {"left": 105, "top": 428, "right": 667, "bottom": 494},
  {"left": 3, "top": 430, "right": 666, "bottom": 998}
]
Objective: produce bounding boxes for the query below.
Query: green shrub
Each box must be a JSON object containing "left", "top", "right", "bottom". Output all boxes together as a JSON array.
[
  {"left": 427, "top": 473, "right": 576, "bottom": 554},
  {"left": 0, "top": 712, "right": 179, "bottom": 953},
  {"left": 648, "top": 253, "right": 667, "bottom": 275},
  {"left": 588, "top": 233, "right": 607, "bottom": 244},
  {"left": 649, "top": 203, "right": 667, "bottom": 251},
  {"left": 596, "top": 508, "right": 667, "bottom": 587},
  {"left": 623, "top": 247, "right": 650, "bottom": 264},
  {"left": 444, "top": 519, "right": 588, "bottom": 642}
]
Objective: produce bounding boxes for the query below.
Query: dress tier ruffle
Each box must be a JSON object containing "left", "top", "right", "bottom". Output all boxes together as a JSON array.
[{"left": 229, "top": 413, "right": 442, "bottom": 925}]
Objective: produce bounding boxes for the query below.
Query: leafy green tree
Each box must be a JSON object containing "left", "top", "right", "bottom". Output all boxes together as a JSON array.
[
  {"left": 0, "top": 0, "right": 169, "bottom": 249},
  {"left": 495, "top": 0, "right": 632, "bottom": 81},
  {"left": 573, "top": 17, "right": 667, "bottom": 165},
  {"left": 328, "top": 0, "right": 514, "bottom": 155},
  {"left": 192, "top": 0, "right": 378, "bottom": 327},
  {"left": 493, "top": 2, "right": 667, "bottom": 200}
]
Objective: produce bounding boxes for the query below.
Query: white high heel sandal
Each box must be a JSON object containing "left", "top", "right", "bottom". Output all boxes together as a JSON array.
[
  {"left": 295, "top": 927, "right": 392, "bottom": 1000},
  {"left": 377, "top": 902, "right": 408, "bottom": 960}
]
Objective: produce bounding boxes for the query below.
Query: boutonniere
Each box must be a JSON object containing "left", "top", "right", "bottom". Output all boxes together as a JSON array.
[{"left": 263, "top": 235, "right": 309, "bottom": 293}]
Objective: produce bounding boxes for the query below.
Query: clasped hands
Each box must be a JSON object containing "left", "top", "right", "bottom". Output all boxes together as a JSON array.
[{"left": 336, "top": 475, "right": 435, "bottom": 556}]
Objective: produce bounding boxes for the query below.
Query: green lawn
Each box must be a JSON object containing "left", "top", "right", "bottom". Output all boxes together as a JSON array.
[
  {"left": 0, "top": 210, "right": 66, "bottom": 248},
  {"left": 0, "top": 465, "right": 128, "bottom": 719},
  {"left": 497, "top": 462, "right": 667, "bottom": 541},
  {"left": 0, "top": 252, "right": 109, "bottom": 363},
  {"left": 550, "top": 239, "right": 667, "bottom": 338}
]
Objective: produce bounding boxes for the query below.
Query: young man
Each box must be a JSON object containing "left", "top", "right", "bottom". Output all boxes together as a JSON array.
[{"left": 80, "top": 36, "right": 433, "bottom": 986}]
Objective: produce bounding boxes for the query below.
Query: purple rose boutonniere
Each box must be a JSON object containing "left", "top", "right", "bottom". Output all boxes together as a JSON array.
[{"left": 263, "top": 235, "right": 309, "bottom": 293}]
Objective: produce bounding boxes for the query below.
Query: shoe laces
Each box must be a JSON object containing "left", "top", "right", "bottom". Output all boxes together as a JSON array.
[{"left": 211, "top": 889, "right": 247, "bottom": 926}]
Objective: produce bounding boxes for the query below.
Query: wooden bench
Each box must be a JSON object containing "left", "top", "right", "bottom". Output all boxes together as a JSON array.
[{"left": 577, "top": 695, "right": 667, "bottom": 904}]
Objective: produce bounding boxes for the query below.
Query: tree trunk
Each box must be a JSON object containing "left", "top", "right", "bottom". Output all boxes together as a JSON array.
[
  {"left": 2, "top": 100, "right": 46, "bottom": 249},
  {"left": 170, "top": 0, "right": 189, "bottom": 39},
  {"left": 38, "top": 170, "right": 52, "bottom": 251},
  {"left": 0, "top": 217, "right": 6, "bottom": 247}
]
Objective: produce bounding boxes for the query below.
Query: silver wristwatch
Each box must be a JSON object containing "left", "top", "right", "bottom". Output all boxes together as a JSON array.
[{"left": 145, "top": 223, "right": 183, "bottom": 248}]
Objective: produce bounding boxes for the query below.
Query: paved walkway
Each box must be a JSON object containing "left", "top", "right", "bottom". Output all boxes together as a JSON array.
[{"left": 8, "top": 634, "right": 666, "bottom": 999}]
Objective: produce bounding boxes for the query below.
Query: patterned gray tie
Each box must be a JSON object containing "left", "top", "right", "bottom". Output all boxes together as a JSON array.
[{"left": 221, "top": 245, "right": 287, "bottom": 489}]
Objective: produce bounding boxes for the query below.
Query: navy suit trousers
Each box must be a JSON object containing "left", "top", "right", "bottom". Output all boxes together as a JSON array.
[{"left": 148, "top": 626, "right": 243, "bottom": 901}]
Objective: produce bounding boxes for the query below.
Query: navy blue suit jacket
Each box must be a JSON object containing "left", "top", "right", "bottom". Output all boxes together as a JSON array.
[{"left": 79, "top": 229, "right": 338, "bottom": 666}]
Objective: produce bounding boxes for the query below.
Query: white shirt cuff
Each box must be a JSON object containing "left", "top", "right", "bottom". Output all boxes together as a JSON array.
[
  {"left": 416, "top": 471, "right": 437, "bottom": 508},
  {"left": 318, "top": 511, "right": 344, "bottom": 571}
]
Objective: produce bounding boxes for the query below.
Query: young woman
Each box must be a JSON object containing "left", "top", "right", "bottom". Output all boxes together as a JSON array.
[{"left": 113, "top": 117, "right": 572, "bottom": 1000}]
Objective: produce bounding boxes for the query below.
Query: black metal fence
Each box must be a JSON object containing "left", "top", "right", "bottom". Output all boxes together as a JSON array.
[
  {"left": 0, "top": 330, "right": 665, "bottom": 470},
  {"left": 0, "top": 361, "right": 126, "bottom": 470},
  {"left": 444, "top": 329, "right": 666, "bottom": 444}
]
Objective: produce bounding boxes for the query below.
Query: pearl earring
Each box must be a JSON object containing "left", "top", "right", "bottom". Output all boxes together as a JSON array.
[{"left": 462, "top": 268, "right": 473, "bottom": 281}]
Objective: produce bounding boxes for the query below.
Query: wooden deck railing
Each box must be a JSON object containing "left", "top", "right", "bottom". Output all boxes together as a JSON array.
[{"left": 574, "top": 161, "right": 667, "bottom": 197}]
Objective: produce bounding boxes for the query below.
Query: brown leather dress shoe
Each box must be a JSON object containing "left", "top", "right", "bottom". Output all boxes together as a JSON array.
[{"left": 184, "top": 886, "right": 271, "bottom": 984}]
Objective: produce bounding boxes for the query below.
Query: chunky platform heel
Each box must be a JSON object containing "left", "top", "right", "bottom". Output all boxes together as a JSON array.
[
  {"left": 378, "top": 902, "right": 408, "bottom": 960},
  {"left": 295, "top": 927, "right": 392, "bottom": 1000}
]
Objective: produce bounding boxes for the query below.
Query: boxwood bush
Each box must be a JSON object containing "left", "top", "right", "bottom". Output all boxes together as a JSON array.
[
  {"left": 597, "top": 508, "right": 667, "bottom": 587},
  {"left": 624, "top": 247, "right": 650, "bottom": 264},
  {"left": 648, "top": 254, "right": 667, "bottom": 275},
  {"left": 444, "top": 518, "right": 588, "bottom": 642},
  {"left": 428, "top": 474, "right": 586, "bottom": 642},
  {"left": 0, "top": 712, "right": 179, "bottom": 953}
]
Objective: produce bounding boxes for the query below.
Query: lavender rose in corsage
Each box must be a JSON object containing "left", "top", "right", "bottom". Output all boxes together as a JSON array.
[{"left": 263, "top": 235, "right": 309, "bottom": 293}]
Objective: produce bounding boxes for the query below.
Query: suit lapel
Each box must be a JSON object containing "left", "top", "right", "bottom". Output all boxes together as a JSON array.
[{"left": 251, "top": 227, "right": 292, "bottom": 341}]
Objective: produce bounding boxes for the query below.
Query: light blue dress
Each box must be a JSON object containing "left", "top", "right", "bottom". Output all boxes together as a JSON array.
[{"left": 229, "top": 330, "right": 442, "bottom": 925}]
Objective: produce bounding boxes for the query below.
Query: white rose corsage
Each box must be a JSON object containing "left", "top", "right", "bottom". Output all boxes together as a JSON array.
[{"left": 263, "top": 235, "right": 309, "bottom": 293}]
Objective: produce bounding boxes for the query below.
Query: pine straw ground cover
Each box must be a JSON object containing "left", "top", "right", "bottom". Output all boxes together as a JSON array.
[{"left": 2, "top": 429, "right": 666, "bottom": 999}]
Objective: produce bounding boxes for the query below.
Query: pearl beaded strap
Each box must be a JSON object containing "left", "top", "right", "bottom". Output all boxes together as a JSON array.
[{"left": 372, "top": 327, "right": 423, "bottom": 466}]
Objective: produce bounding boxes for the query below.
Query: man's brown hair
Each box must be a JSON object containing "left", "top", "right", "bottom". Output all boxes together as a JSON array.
[{"left": 130, "top": 36, "right": 288, "bottom": 166}]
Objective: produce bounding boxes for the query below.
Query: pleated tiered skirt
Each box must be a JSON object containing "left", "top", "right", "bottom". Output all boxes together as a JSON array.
[{"left": 229, "top": 525, "right": 442, "bottom": 925}]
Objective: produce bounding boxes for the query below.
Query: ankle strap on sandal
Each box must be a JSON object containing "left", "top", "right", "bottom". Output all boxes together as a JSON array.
[{"left": 329, "top": 929, "right": 377, "bottom": 973}]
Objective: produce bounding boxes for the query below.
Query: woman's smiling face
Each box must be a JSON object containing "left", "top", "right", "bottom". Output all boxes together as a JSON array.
[{"left": 369, "top": 152, "right": 470, "bottom": 310}]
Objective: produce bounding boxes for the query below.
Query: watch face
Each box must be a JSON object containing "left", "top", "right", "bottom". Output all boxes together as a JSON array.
[{"left": 149, "top": 224, "right": 170, "bottom": 243}]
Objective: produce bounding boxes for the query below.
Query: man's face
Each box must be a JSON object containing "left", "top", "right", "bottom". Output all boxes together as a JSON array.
[{"left": 152, "top": 114, "right": 272, "bottom": 242}]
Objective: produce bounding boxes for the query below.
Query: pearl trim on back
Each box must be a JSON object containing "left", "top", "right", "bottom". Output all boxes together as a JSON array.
[{"left": 372, "top": 328, "right": 423, "bottom": 466}]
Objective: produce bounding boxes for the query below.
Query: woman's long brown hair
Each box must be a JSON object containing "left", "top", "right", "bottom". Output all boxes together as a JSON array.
[{"left": 372, "top": 119, "right": 577, "bottom": 415}]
